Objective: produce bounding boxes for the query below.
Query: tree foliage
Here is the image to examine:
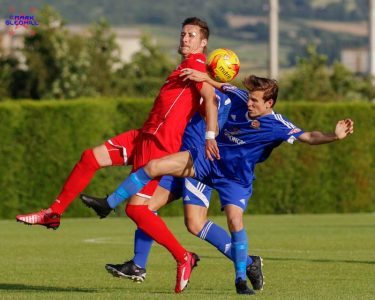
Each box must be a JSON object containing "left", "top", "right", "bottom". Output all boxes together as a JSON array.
[
  {"left": 0, "top": 6, "right": 373, "bottom": 102},
  {"left": 20, "top": 6, "right": 91, "bottom": 99},
  {"left": 0, "top": 6, "right": 174, "bottom": 100},
  {"left": 113, "top": 34, "right": 174, "bottom": 97},
  {"left": 280, "top": 46, "right": 375, "bottom": 102},
  {"left": 0, "top": 53, "right": 15, "bottom": 99},
  {"left": 85, "top": 19, "right": 120, "bottom": 96}
]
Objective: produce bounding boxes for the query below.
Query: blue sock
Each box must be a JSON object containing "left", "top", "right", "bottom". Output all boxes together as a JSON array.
[
  {"left": 198, "top": 221, "right": 252, "bottom": 266},
  {"left": 107, "top": 168, "right": 152, "bottom": 208},
  {"left": 231, "top": 229, "right": 248, "bottom": 281},
  {"left": 198, "top": 220, "right": 232, "bottom": 258},
  {"left": 133, "top": 228, "right": 153, "bottom": 269}
]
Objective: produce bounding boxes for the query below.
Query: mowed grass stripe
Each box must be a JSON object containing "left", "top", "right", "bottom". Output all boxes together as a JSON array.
[{"left": 1, "top": 213, "right": 374, "bottom": 299}]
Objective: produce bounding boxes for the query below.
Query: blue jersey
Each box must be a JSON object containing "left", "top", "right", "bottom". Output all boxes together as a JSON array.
[
  {"left": 181, "top": 89, "right": 231, "bottom": 150},
  {"left": 213, "top": 84, "right": 305, "bottom": 184},
  {"left": 159, "top": 89, "right": 232, "bottom": 209}
]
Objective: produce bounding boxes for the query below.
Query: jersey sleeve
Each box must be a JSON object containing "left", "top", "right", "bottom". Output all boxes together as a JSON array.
[
  {"left": 221, "top": 84, "right": 249, "bottom": 104},
  {"left": 273, "top": 113, "right": 305, "bottom": 144}
]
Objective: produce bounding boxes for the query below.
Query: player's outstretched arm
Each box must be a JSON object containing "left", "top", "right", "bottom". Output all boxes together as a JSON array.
[
  {"left": 298, "top": 119, "right": 354, "bottom": 145},
  {"left": 180, "top": 68, "right": 225, "bottom": 90}
]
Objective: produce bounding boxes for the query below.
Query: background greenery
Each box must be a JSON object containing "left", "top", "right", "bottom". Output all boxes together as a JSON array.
[
  {"left": 0, "top": 2, "right": 373, "bottom": 218},
  {"left": 1, "top": 99, "right": 373, "bottom": 219}
]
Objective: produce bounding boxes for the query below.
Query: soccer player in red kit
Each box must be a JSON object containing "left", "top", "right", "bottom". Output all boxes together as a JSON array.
[{"left": 16, "top": 17, "right": 218, "bottom": 293}]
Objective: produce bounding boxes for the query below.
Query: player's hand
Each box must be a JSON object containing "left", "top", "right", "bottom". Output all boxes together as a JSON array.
[
  {"left": 205, "top": 139, "right": 220, "bottom": 161},
  {"left": 335, "top": 118, "right": 354, "bottom": 140},
  {"left": 180, "top": 68, "right": 209, "bottom": 82}
]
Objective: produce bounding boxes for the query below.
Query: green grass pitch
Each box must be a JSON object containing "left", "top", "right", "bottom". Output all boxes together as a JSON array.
[{"left": 1, "top": 213, "right": 374, "bottom": 299}]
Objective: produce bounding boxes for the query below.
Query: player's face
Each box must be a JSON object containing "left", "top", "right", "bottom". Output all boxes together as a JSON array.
[
  {"left": 247, "top": 91, "right": 273, "bottom": 118},
  {"left": 178, "top": 24, "right": 207, "bottom": 57}
]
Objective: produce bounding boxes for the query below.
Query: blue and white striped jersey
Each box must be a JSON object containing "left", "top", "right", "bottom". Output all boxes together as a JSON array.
[{"left": 213, "top": 84, "right": 305, "bottom": 184}]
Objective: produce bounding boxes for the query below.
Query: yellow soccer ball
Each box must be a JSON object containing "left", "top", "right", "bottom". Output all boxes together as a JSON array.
[{"left": 207, "top": 48, "right": 240, "bottom": 82}]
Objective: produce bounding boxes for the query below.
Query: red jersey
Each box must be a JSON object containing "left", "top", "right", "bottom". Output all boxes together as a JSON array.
[{"left": 141, "top": 52, "right": 207, "bottom": 153}]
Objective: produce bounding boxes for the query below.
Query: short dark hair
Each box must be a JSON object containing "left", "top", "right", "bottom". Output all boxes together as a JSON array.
[
  {"left": 182, "top": 17, "right": 210, "bottom": 41},
  {"left": 243, "top": 75, "right": 279, "bottom": 107}
]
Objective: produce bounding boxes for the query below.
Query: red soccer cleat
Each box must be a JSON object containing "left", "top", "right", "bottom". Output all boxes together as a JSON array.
[
  {"left": 16, "top": 209, "right": 61, "bottom": 230},
  {"left": 175, "top": 252, "right": 200, "bottom": 293}
]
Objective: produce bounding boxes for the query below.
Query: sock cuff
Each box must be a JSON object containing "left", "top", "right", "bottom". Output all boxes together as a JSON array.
[
  {"left": 231, "top": 229, "right": 247, "bottom": 242},
  {"left": 135, "top": 167, "right": 152, "bottom": 181},
  {"left": 82, "top": 148, "right": 100, "bottom": 170},
  {"left": 198, "top": 220, "right": 214, "bottom": 239},
  {"left": 125, "top": 204, "right": 148, "bottom": 218},
  {"left": 129, "top": 168, "right": 152, "bottom": 190}
]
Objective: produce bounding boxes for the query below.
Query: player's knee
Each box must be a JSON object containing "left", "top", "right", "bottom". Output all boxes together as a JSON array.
[
  {"left": 186, "top": 223, "right": 201, "bottom": 235},
  {"left": 227, "top": 217, "right": 243, "bottom": 232},
  {"left": 93, "top": 144, "right": 113, "bottom": 167},
  {"left": 144, "top": 159, "right": 159, "bottom": 178},
  {"left": 81, "top": 149, "right": 101, "bottom": 170},
  {"left": 184, "top": 217, "right": 204, "bottom": 235}
]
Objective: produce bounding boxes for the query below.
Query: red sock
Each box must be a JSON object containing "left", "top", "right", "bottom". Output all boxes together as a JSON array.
[
  {"left": 50, "top": 149, "right": 100, "bottom": 214},
  {"left": 126, "top": 204, "right": 187, "bottom": 263}
]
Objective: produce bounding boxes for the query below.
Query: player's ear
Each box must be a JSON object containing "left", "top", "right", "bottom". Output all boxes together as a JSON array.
[
  {"left": 265, "top": 99, "right": 273, "bottom": 109},
  {"left": 201, "top": 39, "right": 207, "bottom": 48}
]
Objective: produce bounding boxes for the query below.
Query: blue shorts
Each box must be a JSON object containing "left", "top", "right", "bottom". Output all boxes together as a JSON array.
[
  {"left": 188, "top": 147, "right": 252, "bottom": 211},
  {"left": 159, "top": 175, "right": 212, "bottom": 208}
]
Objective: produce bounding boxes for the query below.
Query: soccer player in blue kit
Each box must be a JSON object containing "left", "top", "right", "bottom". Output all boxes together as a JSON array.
[
  {"left": 82, "top": 72, "right": 354, "bottom": 295},
  {"left": 100, "top": 88, "right": 264, "bottom": 293}
]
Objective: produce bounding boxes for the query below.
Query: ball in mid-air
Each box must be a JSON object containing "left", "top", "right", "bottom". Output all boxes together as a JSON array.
[{"left": 207, "top": 48, "right": 240, "bottom": 82}]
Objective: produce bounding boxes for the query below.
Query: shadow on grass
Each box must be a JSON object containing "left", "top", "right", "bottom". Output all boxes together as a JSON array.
[
  {"left": 0, "top": 283, "right": 97, "bottom": 293},
  {"left": 196, "top": 255, "right": 375, "bottom": 265},
  {"left": 0, "top": 284, "right": 220, "bottom": 296},
  {"left": 266, "top": 257, "right": 375, "bottom": 265},
  {"left": 304, "top": 224, "right": 375, "bottom": 229}
]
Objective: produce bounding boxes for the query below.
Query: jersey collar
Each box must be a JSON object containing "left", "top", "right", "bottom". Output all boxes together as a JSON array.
[{"left": 245, "top": 110, "right": 274, "bottom": 122}]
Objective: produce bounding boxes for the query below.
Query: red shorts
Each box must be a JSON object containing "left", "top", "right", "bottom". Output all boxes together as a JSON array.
[
  {"left": 105, "top": 129, "right": 140, "bottom": 166},
  {"left": 106, "top": 130, "right": 177, "bottom": 198},
  {"left": 132, "top": 132, "right": 176, "bottom": 197}
]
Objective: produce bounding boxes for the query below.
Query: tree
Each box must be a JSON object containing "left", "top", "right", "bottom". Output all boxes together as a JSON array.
[
  {"left": 280, "top": 46, "right": 375, "bottom": 102},
  {"left": 85, "top": 19, "right": 120, "bottom": 96},
  {"left": 5, "top": 7, "right": 175, "bottom": 100},
  {"left": 113, "top": 34, "right": 174, "bottom": 97},
  {"left": 0, "top": 54, "right": 15, "bottom": 100},
  {"left": 23, "top": 6, "right": 90, "bottom": 99},
  {"left": 280, "top": 46, "right": 334, "bottom": 101},
  {"left": 330, "top": 62, "right": 375, "bottom": 101}
]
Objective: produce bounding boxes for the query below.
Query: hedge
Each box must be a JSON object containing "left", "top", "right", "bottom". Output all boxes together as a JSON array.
[{"left": 0, "top": 99, "right": 373, "bottom": 219}]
